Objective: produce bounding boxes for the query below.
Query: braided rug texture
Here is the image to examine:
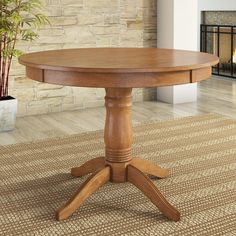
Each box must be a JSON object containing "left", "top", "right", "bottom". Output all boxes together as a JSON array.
[{"left": 0, "top": 114, "right": 236, "bottom": 236}]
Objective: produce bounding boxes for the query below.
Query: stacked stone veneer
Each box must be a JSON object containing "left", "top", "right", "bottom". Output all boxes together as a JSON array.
[
  {"left": 9, "top": 0, "right": 157, "bottom": 116},
  {"left": 202, "top": 11, "right": 236, "bottom": 25}
]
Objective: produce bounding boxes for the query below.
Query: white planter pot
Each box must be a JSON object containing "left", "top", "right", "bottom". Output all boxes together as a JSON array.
[{"left": 0, "top": 96, "right": 17, "bottom": 132}]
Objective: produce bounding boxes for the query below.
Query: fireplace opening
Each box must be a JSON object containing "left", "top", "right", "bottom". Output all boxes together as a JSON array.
[{"left": 200, "top": 24, "right": 236, "bottom": 79}]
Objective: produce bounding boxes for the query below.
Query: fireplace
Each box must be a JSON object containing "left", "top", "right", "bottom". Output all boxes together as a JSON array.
[{"left": 200, "top": 24, "right": 236, "bottom": 78}]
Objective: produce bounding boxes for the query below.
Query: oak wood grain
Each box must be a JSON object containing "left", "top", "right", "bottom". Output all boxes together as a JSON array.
[
  {"left": 56, "top": 166, "right": 110, "bottom": 221},
  {"left": 127, "top": 165, "right": 180, "bottom": 222},
  {"left": 131, "top": 158, "right": 170, "bottom": 178},
  {"left": 41, "top": 70, "right": 192, "bottom": 88},
  {"left": 71, "top": 157, "right": 105, "bottom": 177},
  {"left": 19, "top": 48, "right": 219, "bottom": 73},
  {"left": 191, "top": 67, "right": 212, "bottom": 83},
  {"left": 104, "top": 88, "right": 133, "bottom": 163},
  {"left": 26, "top": 67, "right": 44, "bottom": 82},
  {"left": 19, "top": 48, "right": 219, "bottom": 88}
]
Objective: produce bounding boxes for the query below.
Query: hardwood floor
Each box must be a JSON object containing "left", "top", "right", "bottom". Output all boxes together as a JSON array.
[{"left": 1, "top": 76, "right": 236, "bottom": 145}]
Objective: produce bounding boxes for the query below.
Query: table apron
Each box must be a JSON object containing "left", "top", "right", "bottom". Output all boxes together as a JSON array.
[{"left": 26, "top": 67, "right": 212, "bottom": 88}]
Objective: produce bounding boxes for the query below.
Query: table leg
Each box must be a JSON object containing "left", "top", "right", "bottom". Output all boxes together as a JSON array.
[
  {"left": 127, "top": 165, "right": 180, "bottom": 221},
  {"left": 71, "top": 157, "right": 105, "bottom": 177},
  {"left": 56, "top": 88, "right": 180, "bottom": 221},
  {"left": 56, "top": 166, "right": 110, "bottom": 221},
  {"left": 131, "top": 158, "right": 170, "bottom": 178}
]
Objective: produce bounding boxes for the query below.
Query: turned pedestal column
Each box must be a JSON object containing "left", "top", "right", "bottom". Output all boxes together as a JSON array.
[{"left": 104, "top": 88, "right": 133, "bottom": 182}]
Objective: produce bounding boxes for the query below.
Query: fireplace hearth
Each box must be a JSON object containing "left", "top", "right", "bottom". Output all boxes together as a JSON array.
[{"left": 200, "top": 24, "right": 236, "bottom": 78}]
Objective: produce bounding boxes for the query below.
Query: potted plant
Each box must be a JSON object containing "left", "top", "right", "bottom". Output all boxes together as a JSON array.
[{"left": 0, "top": 0, "right": 49, "bottom": 132}]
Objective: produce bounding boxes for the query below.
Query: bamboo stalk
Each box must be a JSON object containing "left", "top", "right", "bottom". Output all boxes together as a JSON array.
[
  {"left": 0, "top": 4, "right": 2, "bottom": 99},
  {"left": 1, "top": 33, "right": 7, "bottom": 98},
  {"left": 5, "top": 23, "right": 20, "bottom": 97},
  {"left": 0, "top": 34, "right": 2, "bottom": 99}
]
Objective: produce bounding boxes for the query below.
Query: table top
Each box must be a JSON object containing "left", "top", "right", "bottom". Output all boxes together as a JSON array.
[
  {"left": 19, "top": 48, "right": 219, "bottom": 88},
  {"left": 19, "top": 48, "right": 218, "bottom": 73}
]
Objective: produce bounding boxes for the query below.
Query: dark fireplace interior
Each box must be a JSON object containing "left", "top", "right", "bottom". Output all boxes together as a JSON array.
[{"left": 200, "top": 11, "right": 236, "bottom": 79}]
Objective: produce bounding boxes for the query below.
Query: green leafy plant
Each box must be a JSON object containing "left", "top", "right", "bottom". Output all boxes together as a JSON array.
[{"left": 0, "top": 0, "right": 49, "bottom": 99}]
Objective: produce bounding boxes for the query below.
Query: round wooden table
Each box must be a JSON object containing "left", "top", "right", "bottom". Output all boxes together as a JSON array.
[{"left": 19, "top": 48, "right": 219, "bottom": 222}]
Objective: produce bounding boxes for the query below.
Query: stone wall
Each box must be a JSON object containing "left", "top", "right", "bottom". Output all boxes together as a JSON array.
[
  {"left": 10, "top": 0, "right": 157, "bottom": 116},
  {"left": 202, "top": 11, "right": 236, "bottom": 25}
]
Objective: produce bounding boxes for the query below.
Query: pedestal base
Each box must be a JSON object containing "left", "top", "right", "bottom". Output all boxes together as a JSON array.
[
  {"left": 56, "top": 88, "right": 180, "bottom": 222},
  {"left": 56, "top": 157, "right": 180, "bottom": 222}
]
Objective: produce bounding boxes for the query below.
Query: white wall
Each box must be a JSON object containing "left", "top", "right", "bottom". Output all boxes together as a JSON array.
[
  {"left": 198, "top": 0, "right": 236, "bottom": 10},
  {"left": 157, "top": 0, "right": 198, "bottom": 50},
  {"left": 197, "top": 0, "right": 236, "bottom": 50},
  {"left": 174, "top": 0, "right": 198, "bottom": 50},
  {"left": 157, "top": 0, "right": 198, "bottom": 104}
]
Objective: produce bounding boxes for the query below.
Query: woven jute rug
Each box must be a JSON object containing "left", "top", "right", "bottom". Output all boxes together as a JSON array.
[{"left": 1, "top": 113, "right": 236, "bottom": 236}]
